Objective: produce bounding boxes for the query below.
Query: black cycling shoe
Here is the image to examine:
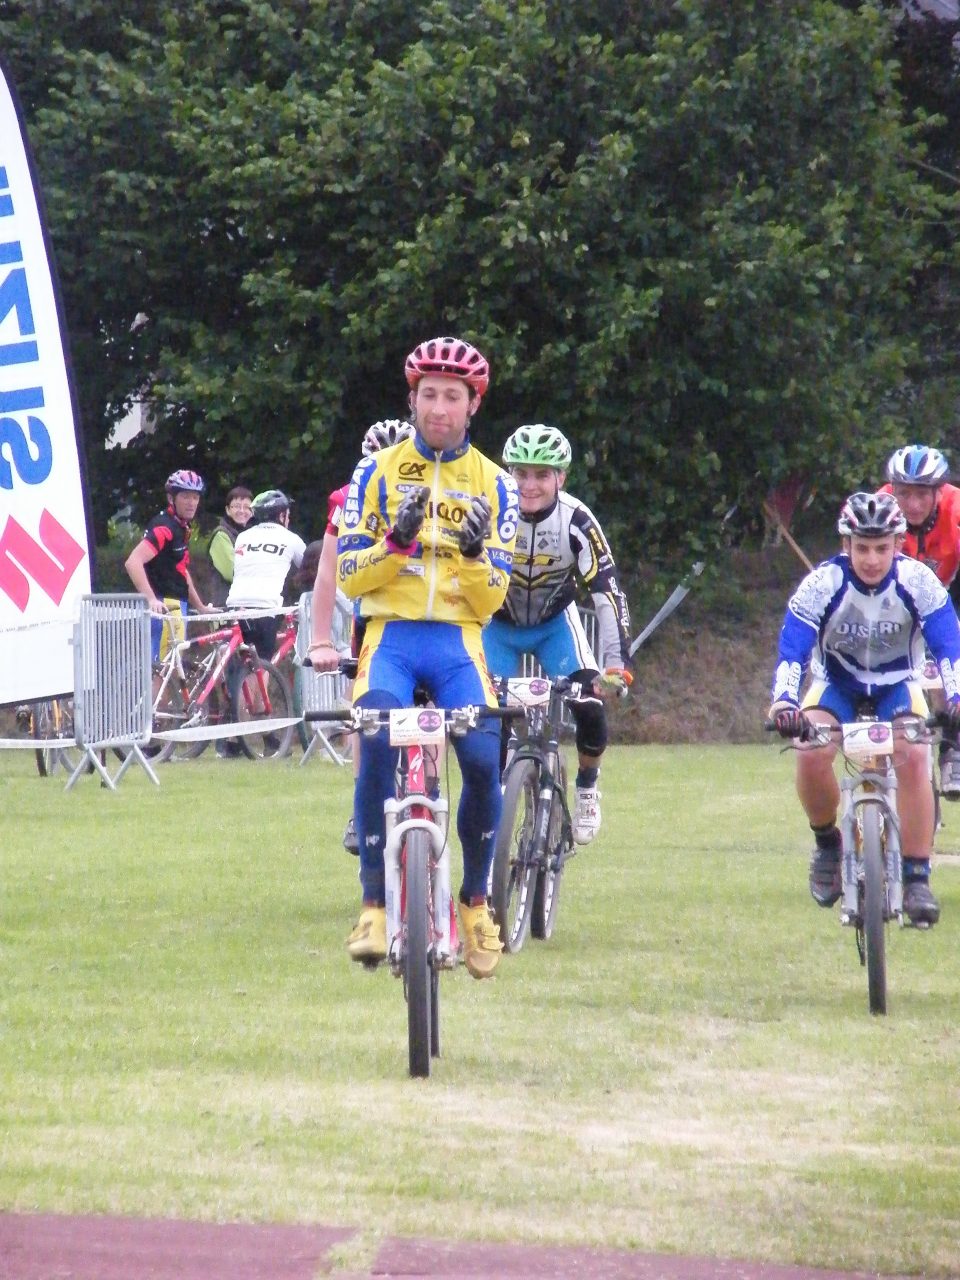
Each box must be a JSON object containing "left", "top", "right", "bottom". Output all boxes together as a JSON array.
[
  {"left": 903, "top": 879, "right": 940, "bottom": 927},
  {"left": 342, "top": 816, "right": 360, "bottom": 855},
  {"left": 808, "top": 846, "right": 842, "bottom": 907}
]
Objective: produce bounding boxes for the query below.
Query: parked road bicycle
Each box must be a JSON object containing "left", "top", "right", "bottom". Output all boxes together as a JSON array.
[
  {"left": 490, "top": 675, "right": 579, "bottom": 954},
  {"left": 310, "top": 662, "right": 520, "bottom": 1078},
  {"left": 151, "top": 612, "right": 294, "bottom": 761},
  {"left": 771, "top": 712, "right": 938, "bottom": 1017}
]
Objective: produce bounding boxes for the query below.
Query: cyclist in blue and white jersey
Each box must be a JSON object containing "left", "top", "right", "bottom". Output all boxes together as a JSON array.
[
  {"left": 768, "top": 491, "right": 960, "bottom": 926},
  {"left": 482, "top": 425, "right": 633, "bottom": 845}
]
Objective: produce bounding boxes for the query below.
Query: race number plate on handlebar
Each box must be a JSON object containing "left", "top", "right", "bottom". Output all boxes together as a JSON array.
[
  {"left": 920, "top": 657, "right": 941, "bottom": 692},
  {"left": 842, "top": 721, "right": 894, "bottom": 760},
  {"left": 504, "top": 676, "right": 552, "bottom": 708},
  {"left": 389, "top": 707, "right": 446, "bottom": 747}
]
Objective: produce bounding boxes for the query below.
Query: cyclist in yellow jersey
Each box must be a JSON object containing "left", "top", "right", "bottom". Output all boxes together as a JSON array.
[{"left": 337, "top": 337, "right": 520, "bottom": 977}]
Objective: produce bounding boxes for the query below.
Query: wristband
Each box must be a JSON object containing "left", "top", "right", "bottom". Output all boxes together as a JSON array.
[{"left": 385, "top": 531, "right": 418, "bottom": 557}]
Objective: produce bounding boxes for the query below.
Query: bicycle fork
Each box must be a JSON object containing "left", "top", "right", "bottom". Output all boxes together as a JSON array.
[
  {"left": 383, "top": 796, "right": 454, "bottom": 973},
  {"left": 838, "top": 774, "right": 903, "bottom": 926}
]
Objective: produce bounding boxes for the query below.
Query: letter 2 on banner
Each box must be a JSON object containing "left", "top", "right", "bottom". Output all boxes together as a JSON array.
[{"left": 0, "top": 63, "right": 92, "bottom": 704}]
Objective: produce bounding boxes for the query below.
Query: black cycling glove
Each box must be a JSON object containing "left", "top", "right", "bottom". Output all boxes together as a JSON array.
[
  {"left": 458, "top": 495, "right": 492, "bottom": 559},
  {"left": 390, "top": 486, "right": 430, "bottom": 548}
]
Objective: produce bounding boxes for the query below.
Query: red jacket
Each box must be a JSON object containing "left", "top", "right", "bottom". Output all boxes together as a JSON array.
[{"left": 880, "top": 482, "right": 960, "bottom": 588}]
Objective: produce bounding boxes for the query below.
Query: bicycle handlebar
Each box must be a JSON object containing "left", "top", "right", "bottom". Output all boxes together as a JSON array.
[
  {"left": 764, "top": 714, "right": 934, "bottom": 747},
  {"left": 304, "top": 703, "right": 524, "bottom": 731}
]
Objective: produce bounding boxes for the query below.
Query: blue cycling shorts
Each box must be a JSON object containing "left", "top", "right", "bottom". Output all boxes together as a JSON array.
[
  {"left": 803, "top": 678, "right": 928, "bottom": 723},
  {"left": 482, "top": 604, "right": 598, "bottom": 680},
  {"left": 353, "top": 617, "right": 498, "bottom": 709}
]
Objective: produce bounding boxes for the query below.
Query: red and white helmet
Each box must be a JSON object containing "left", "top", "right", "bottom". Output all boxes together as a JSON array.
[
  {"left": 165, "top": 468, "right": 205, "bottom": 494},
  {"left": 404, "top": 336, "right": 490, "bottom": 399}
]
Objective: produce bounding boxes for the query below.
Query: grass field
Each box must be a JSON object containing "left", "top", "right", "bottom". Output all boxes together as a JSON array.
[{"left": 2, "top": 743, "right": 959, "bottom": 1276}]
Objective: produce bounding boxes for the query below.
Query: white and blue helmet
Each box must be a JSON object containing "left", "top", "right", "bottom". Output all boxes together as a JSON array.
[{"left": 886, "top": 445, "right": 949, "bottom": 487}]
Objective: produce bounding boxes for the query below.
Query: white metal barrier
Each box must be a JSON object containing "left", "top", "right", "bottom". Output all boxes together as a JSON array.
[
  {"left": 67, "top": 593, "right": 159, "bottom": 790},
  {"left": 296, "top": 590, "right": 353, "bottom": 766}
]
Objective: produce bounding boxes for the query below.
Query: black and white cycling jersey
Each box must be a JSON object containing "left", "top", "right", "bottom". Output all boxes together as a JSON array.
[{"left": 494, "top": 491, "right": 631, "bottom": 669}]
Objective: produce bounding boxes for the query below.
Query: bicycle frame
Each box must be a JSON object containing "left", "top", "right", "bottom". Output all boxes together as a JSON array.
[
  {"left": 359, "top": 707, "right": 456, "bottom": 973},
  {"left": 797, "top": 713, "right": 934, "bottom": 1015},
  {"left": 269, "top": 607, "right": 300, "bottom": 666},
  {"left": 491, "top": 676, "right": 578, "bottom": 951},
  {"left": 836, "top": 721, "right": 904, "bottom": 929},
  {"left": 504, "top": 676, "right": 577, "bottom": 856},
  {"left": 153, "top": 623, "right": 243, "bottom": 725}
]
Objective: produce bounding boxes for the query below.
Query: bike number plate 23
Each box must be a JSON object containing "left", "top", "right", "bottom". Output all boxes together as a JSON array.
[
  {"left": 842, "top": 720, "right": 894, "bottom": 760},
  {"left": 389, "top": 707, "right": 445, "bottom": 747}
]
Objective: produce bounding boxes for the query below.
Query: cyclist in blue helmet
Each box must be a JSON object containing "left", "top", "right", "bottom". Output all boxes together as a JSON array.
[{"left": 880, "top": 444, "right": 960, "bottom": 795}]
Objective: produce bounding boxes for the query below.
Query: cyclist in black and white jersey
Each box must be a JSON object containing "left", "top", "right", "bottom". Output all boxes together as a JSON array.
[
  {"left": 482, "top": 424, "right": 633, "bottom": 844},
  {"left": 227, "top": 489, "right": 305, "bottom": 659}
]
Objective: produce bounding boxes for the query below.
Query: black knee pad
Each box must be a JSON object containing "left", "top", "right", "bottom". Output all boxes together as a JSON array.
[{"left": 569, "top": 669, "right": 607, "bottom": 756}]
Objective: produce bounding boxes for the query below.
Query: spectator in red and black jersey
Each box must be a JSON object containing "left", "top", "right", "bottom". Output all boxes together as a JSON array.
[{"left": 124, "top": 468, "right": 213, "bottom": 660}]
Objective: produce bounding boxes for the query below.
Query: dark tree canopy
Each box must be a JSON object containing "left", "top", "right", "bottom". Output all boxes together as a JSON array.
[{"left": 2, "top": 0, "right": 954, "bottom": 563}]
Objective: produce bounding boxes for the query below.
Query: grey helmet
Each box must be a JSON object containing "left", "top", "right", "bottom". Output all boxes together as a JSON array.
[
  {"left": 251, "top": 489, "right": 291, "bottom": 522},
  {"left": 837, "top": 491, "right": 906, "bottom": 538}
]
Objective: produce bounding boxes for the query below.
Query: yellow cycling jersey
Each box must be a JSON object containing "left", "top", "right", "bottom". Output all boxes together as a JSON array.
[{"left": 337, "top": 432, "right": 519, "bottom": 624}]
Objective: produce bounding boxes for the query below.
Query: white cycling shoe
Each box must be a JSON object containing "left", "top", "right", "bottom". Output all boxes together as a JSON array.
[{"left": 572, "top": 787, "right": 602, "bottom": 845}]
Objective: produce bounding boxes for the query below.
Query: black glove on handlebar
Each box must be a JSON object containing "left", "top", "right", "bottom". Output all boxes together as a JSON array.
[
  {"left": 458, "top": 494, "right": 492, "bottom": 559},
  {"left": 773, "top": 705, "right": 811, "bottom": 741},
  {"left": 390, "top": 485, "right": 430, "bottom": 549},
  {"left": 944, "top": 698, "right": 960, "bottom": 734}
]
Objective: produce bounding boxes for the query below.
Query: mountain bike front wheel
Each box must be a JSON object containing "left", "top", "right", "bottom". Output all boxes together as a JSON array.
[
  {"left": 404, "top": 829, "right": 433, "bottom": 1079},
  {"left": 232, "top": 657, "right": 294, "bottom": 760},
  {"left": 531, "top": 756, "right": 569, "bottom": 941},
  {"left": 860, "top": 802, "right": 888, "bottom": 1016},
  {"left": 490, "top": 757, "right": 539, "bottom": 953}
]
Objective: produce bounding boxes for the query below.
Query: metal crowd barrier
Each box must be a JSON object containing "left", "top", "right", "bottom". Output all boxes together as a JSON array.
[
  {"left": 67, "top": 593, "right": 159, "bottom": 790},
  {"left": 296, "top": 590, "right": 353, "bottom": 766}
]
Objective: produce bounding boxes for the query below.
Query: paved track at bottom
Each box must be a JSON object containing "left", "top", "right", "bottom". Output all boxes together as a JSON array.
[{"left": 0, "top": 1213, "right": 910, "bottom": 1279}]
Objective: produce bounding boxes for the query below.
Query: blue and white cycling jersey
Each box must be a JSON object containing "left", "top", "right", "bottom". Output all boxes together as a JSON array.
[{"left": 771, "top": 553, "right": 960, "bottom": 706}]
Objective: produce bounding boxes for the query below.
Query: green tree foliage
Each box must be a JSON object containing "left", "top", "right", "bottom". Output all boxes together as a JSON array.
[{"left": 0, "top": 0, "right": 946, "bottom": 558}]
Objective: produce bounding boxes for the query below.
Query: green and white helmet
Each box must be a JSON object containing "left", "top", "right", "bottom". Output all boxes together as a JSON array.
[{"left": 502, "top": 424, "right": 572, "bottom": 470}]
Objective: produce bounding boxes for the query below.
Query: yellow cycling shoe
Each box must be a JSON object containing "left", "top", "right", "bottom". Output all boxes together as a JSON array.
[
  {"left": 346, "top": 906, "right": 387, "bottom": 963},
  {"left": 458, "top": 900, "right": 503, "bottom": 979}
]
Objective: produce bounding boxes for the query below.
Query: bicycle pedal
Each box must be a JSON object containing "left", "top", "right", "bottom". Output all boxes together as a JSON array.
[{"left": 839, "top": 911, "right": 861, "bottom": 928}]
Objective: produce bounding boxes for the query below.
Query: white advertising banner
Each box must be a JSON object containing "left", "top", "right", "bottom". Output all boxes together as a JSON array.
[{"left": 0, "top": 63, "right": 92, "bottom": 705}]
